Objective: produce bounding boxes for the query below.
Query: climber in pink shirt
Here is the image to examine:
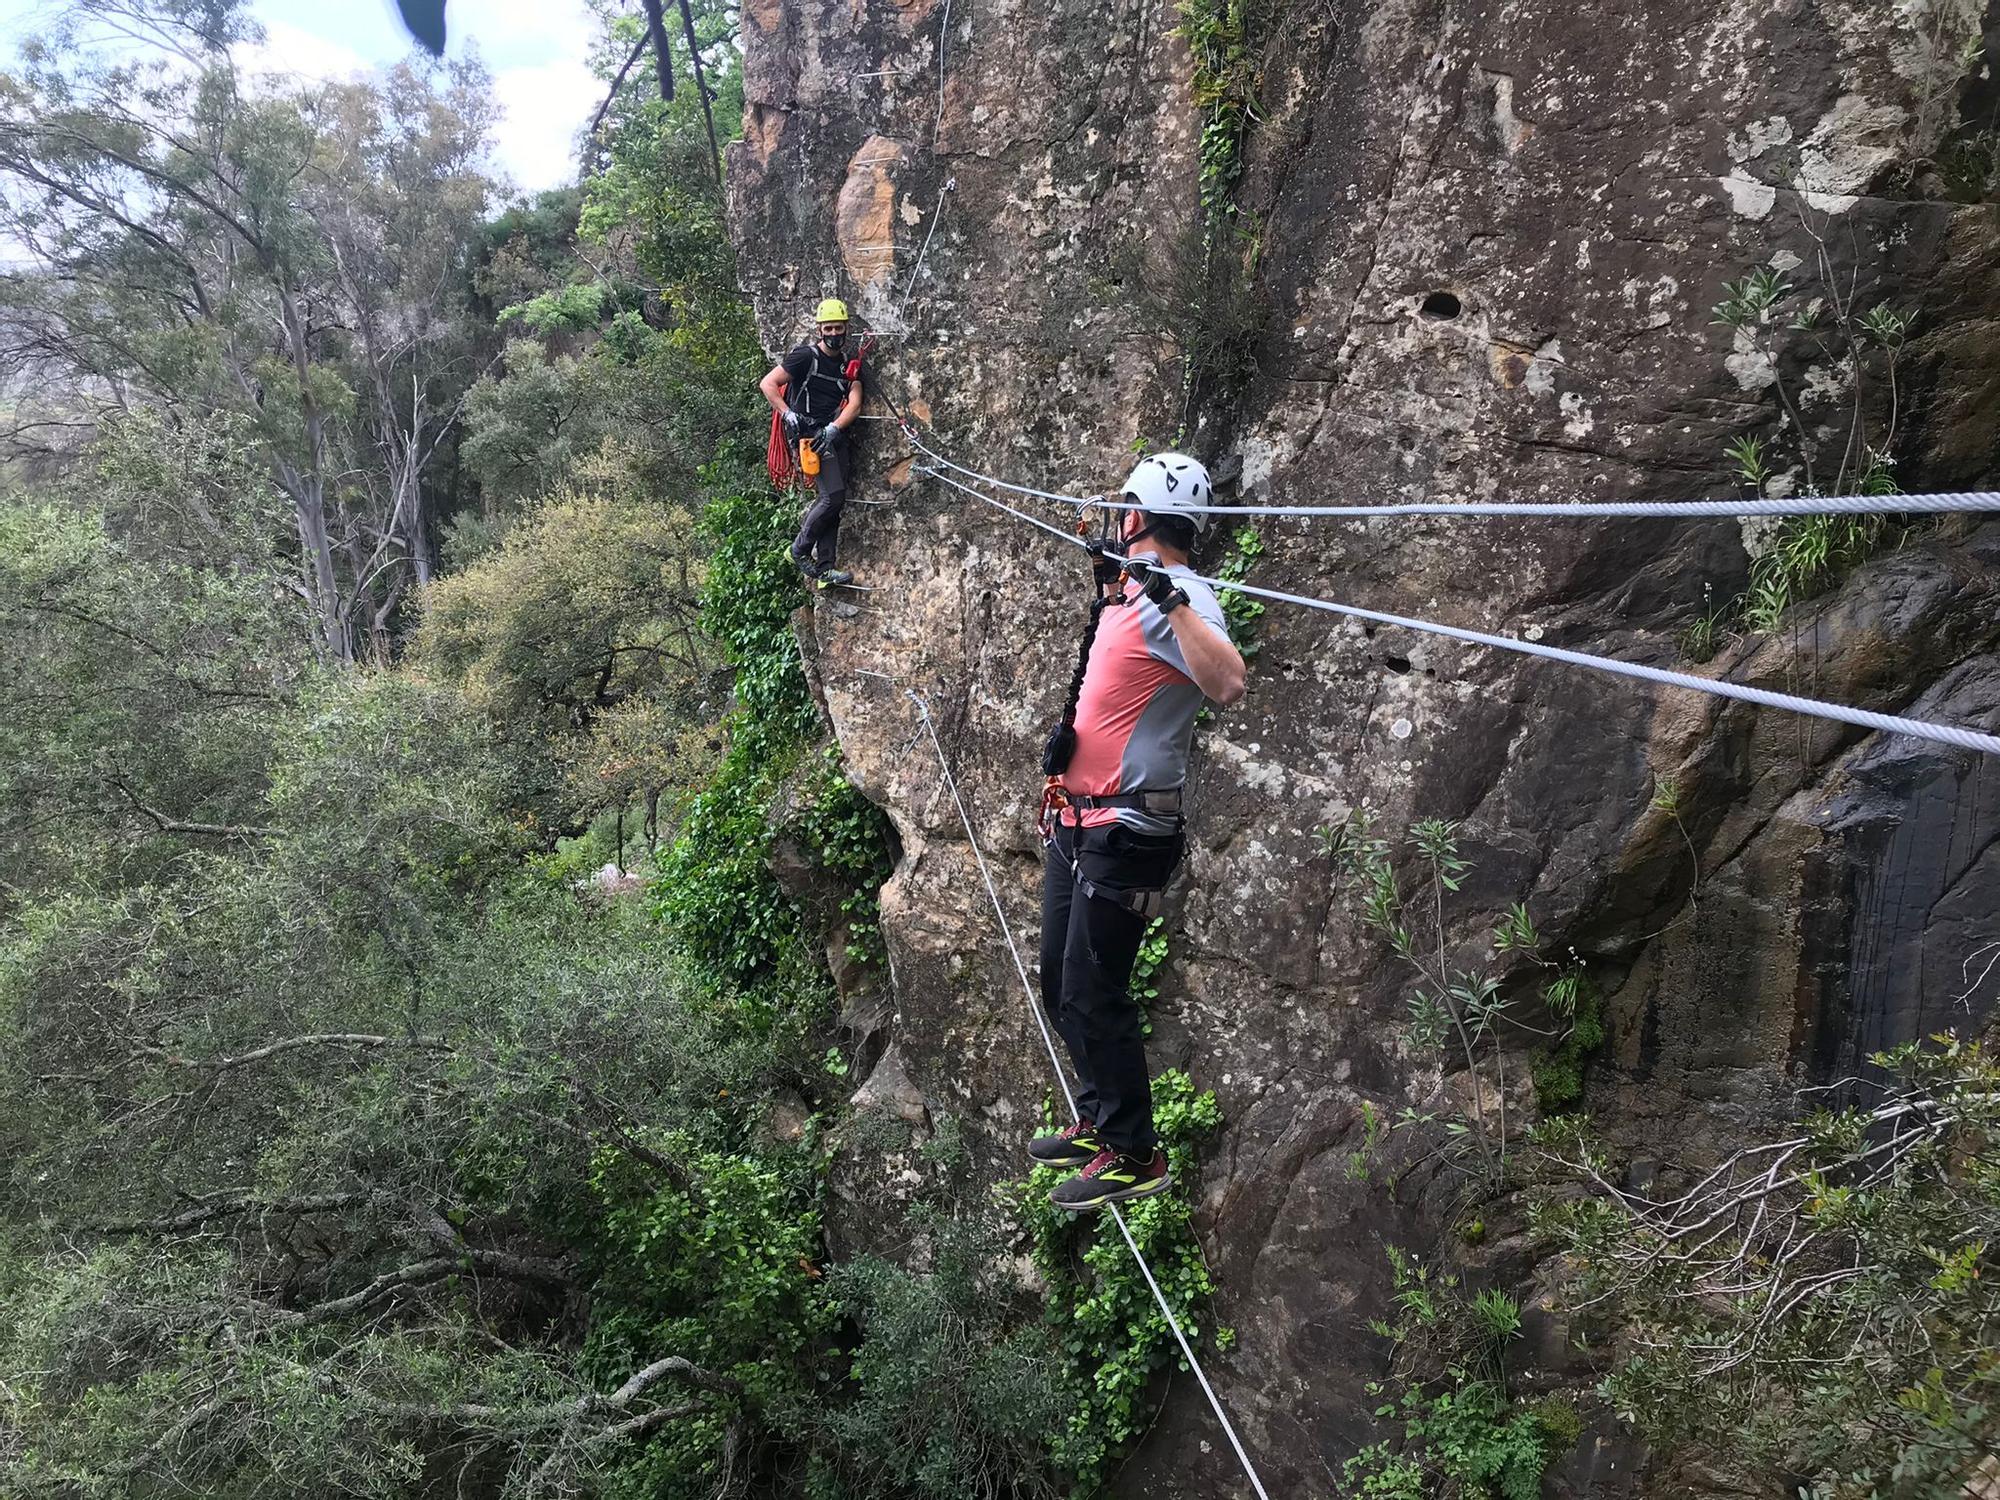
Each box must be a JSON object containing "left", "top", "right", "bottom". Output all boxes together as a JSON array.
[{"left": 1028, "top": 453, "right": 1246, "bottom": 1211}]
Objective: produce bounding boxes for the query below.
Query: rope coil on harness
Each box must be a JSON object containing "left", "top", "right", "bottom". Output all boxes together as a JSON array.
[
  {"left": 912, "top": 463, "right": 2000, "bottom": 759},
  {"left": 904, "top": 687, "right": 1273, "bottom": 1500}
]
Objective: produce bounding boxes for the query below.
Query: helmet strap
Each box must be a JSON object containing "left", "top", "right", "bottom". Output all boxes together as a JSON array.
[{"left": 1123, "top": 515, "right": 1162, "bottom": 549}]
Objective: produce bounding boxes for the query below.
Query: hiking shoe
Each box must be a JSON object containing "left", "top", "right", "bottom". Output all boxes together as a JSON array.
[
  {"left": 1028, "top": 1119, "right": 1104, "bottom": 1169},
  {"left": 792, "top": 553, "right": 821, "bottom": 581},
  {"left": 1049, "top": 1147, "right": 1172, "bottom": 1212},
  {"left": 816, "top": 567, "right": 854, "bottom": 588}
]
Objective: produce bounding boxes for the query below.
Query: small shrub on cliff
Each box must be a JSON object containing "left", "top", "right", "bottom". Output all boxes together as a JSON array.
[
  {"left": 1708, "top": 253, "right": 1914, "bottom": 633},
  {"left": 799, "top": 1214, "right": 1069, "bottom": 1500},
  {"left": 1345, "top": 1248, "right": 1556, "bottom": 1500},
  {"left": 1324, "top": 813, "right": 1595, "bottom": 1174},
  {"left": 1531, "top": 1032, "right": 2000, "bottom": 1498},
  {"left": 796, "top": 749, "right": 898, "bottom": 970}
]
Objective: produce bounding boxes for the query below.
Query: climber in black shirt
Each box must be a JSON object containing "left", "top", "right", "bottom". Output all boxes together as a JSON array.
[{"left": 758, "top": 298, "right": 864, "bottom": 587}]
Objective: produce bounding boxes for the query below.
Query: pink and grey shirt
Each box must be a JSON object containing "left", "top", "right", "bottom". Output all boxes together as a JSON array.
[{"left": 1062, "top": 559, "right": 1231, "bottom": 836}]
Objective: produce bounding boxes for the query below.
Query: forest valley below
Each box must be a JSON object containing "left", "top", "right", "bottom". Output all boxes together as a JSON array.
[{"left": 1, "top": 2, "right": 1996, "bottom": 1498}]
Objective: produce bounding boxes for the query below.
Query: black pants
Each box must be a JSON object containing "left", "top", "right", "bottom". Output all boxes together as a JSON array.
[
  {"left": 1039, "top": 819, "right": 1186, "bottom": 1157},
  {"left": 790, "top": 441, "right": 847, "bottom": 567}
]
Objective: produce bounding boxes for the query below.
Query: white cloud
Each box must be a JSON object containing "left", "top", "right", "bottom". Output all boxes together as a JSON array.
[
  {"left": 237, "top": 19, "right": 371, "bottom": 86},
  {"left": 489, "top": 55, "right": 601, "bottom": 195},
  {"left": 232, "top": 1, "right": 603, "bottom": 193},
  {"left": 455, "top": 0, "right": 597, "bottom": 67}
]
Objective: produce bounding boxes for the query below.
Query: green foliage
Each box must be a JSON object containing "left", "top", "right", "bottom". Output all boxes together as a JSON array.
[
  {"left": 1130, "top": 916, "right": 1171, "bottom": 1036},
  {"left": 415, "top": 485, "right": 717, "bottom": 727},
  {"left": 699, "top": 483, "right": 818, "bottom": 751},
  {"left": 1708, "top": 252, "right": 1915, "bottom": 634},
  {"left": 1529, "top": 974, "right": 1603, "bottom": 1114},
  {"left": 1325, "top": 812, "right": 1597, "bottom": 1173},
  {"left": 1211, "top": 525, "right": 1267, "bottom": 655},
  {"left": 1009, "top": 1071, "right": 1226, "bottom": 1489},
  {"left": 1345, "top": 1248, "right": 1557, "bottom": 1500},
  {"left": 1347, "top": 1099, "right": 1385, "bottom": 1182},
  {"left": 583, "top": 1142, "right": 828, "bottom": 1497},
  {"left": 1176, "top": 0, "right": 1257, "bottom": 220},
  {"left": 651, "top": 733, "right": 808, "bottom": 1003},
  {"left": 794, "top": 750, "right": 898, "bottom": 968},
  {"left": 1742, "top": 512, "right": 1889, "bottom": 633},
  {"left": 498, "top": 278, "right": 611, "bottom": 332},
  {"left": 1534, "top": 1032, "right": 2000, "bottom": 1499},
  {"left": 0, "top": 25, "right": 502, "bottom": 660},
  {"left": 0, "top": 409, "right": 296, "bottom": 899},
  {"left": 803, "top": 1214, "right": 1068, "bottom": 1500},
  {"left": 1160, "top": 0, "right": 1265, "bottom": 427}
]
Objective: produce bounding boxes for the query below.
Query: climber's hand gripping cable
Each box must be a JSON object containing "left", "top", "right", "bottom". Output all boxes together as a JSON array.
[{"left": 1121, "top": 554, "right": 1190, "bottom": 616}]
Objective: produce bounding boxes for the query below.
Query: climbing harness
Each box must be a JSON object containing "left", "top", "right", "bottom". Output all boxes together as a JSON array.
[
  {"left": 911, "top": 459, "right": 2000, "bottom": 760},
  {"left": 1032, "top": 498, "right": 1188, "bottom": 918},
  {"left": 902, "top": 685, "right": 1272, "bottom": 1500},
  {"left": 770, "top": 332, "right": 875, "bottom": 491}
]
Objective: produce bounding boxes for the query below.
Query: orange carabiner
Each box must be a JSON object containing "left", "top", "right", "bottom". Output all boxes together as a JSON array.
[{"left": 1037, "top": 777, "right": 1071, "bottom": 843}]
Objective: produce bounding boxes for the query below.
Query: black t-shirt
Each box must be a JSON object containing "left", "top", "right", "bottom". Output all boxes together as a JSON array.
[{"left": 782, "top": 342, "right": 859, "bottom": 425}]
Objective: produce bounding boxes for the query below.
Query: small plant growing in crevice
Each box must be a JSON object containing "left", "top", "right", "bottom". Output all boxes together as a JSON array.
[
  {"left": 1324, "top": 813, "right": 1593, "bottom": 1177},
  {"left": 1129, "top": 916, "right": 1170, "bottom": 1037},
  {"left": 1211, "top": 524, "right": 1267, "bottom": 655},
  {"left": 1169, "top": 0, "right": 1266, "bottom": 435},
  {"left": 1708, "top": 232, "right": 1915, "bottom": 635},
  {"left": 1345, "top": 1246, "right": 1564, "bottom": 1498},
  {"left": 1346, "top": 1098, "right": 1385, "bottom": 1182}
]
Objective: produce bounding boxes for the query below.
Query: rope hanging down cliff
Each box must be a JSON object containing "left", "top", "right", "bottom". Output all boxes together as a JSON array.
[
  {"left": 911, "top": 461, "right": 2000, "bottom": 759},
  {"left": 905, "top": 687, "right": 1275, "bottom": 1500}
]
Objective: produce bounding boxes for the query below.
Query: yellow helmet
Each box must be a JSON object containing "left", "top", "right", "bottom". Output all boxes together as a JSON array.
[{"left": 814, "top": 297, "right": 850, "bottom": 324}]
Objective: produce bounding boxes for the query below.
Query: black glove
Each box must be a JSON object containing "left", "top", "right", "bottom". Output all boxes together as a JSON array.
[
  {"left": 1085, "top": 539, "right": 1124, "bottom": 589},
  {"left": 812, "top": 423, "right": 844, "bottom": 454},
  {"left": 1123, "top": 556, "right": 1187, "bottom": 615},
  {"left": 783, "top": 410, "right": 806, "bottom": 436}
]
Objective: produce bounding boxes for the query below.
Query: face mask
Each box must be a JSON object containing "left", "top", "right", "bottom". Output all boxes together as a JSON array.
[{"left": 821, "top": 329, "right": 847, "bottom": 351}]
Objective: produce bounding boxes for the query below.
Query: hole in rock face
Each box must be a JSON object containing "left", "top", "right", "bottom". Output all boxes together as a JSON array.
[
  {"left": 1420, "top": 290, "right": 1462, "bottom": 320},
  {"left": 1382, "top": 655, "right": 1412, "bottom": 675}
]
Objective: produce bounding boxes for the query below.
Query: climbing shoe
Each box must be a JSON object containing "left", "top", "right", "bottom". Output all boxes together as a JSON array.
[
  {"left": 816, "top": 567, "right": 854, "bottom": 588},
  {"left": 1049, "top": 1147, "right": 1172, "bottom": 1212},
  {"left": 1028, "top": 1119, "right": 1104, "bottom": 1168}
]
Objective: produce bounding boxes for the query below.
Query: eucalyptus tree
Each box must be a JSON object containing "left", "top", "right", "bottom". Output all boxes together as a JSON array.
[{"left": 0, "top": 0, "right": 496, "bottom": 663}]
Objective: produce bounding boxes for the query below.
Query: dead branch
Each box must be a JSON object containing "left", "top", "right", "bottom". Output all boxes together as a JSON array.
[{"left": 89, "top": 1191, "right": 370, "bottom": 1236}]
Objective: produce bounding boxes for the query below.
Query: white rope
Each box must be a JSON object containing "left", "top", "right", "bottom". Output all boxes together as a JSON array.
[
  {"left": 915, "top": 464, "right": 2000, "bottom": 759},
  {"left": 1187, "top": 573, "right": 2000, "bottom": 757},
  {"left": 898, "top": 178, "right": 955, "bottom": 311},
  {"left": 904, "top": 428, "right": 2000, "bottom": 520},
  {"left": 903, "top": 685, "right": 1272, "bottom": 1500},
  {"left": 907, "top": 689, "right": 1075, "bottom": 1112}
]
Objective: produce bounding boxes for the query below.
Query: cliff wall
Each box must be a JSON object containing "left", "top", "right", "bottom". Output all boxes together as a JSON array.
[{"left": 727, "top": 0, "right": 2000, "bottom": 1491}]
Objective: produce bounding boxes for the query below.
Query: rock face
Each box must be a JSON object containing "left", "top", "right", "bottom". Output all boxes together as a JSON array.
[{"left": 728, "top": 0, "right": 2000, "bottom": 1492}]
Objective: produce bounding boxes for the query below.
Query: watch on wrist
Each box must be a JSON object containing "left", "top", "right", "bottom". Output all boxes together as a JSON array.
[{"left": 1158, "top": 586, "right": 1189, "bottom": 616}]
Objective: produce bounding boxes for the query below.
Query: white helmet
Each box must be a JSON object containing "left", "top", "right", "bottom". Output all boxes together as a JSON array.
[{"left": 1119, "top": 451, "right": 1214, "bottom": 537}]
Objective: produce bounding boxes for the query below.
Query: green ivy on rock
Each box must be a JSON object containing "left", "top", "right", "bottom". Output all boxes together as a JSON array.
[{"left": 1008, "top": 1070, "right": 1230, "bottom": 1489}]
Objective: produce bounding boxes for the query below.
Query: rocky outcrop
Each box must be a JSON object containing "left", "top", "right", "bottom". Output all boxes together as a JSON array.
[{"left": 728, "top": 0, "right": 2000, "bottom": 1491}]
